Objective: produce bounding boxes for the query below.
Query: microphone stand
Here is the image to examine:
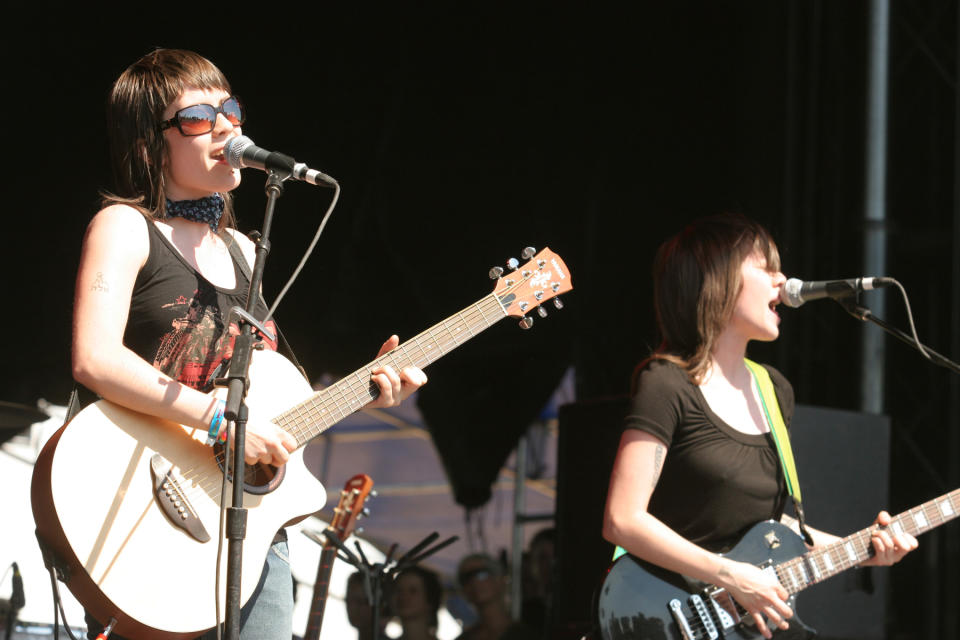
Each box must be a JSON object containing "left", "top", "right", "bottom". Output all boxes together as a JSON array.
[
  {"left": 219, "top": 168, "right": 290, "bottom": 640},
  {"left": 322, "top": 531, "right": 459, "bottom": 640},
  {"left": 836, "top": 299, "right": 960, "bottom": 374}
]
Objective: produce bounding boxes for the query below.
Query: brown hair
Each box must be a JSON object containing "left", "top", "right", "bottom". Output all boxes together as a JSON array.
[
  {"left": 648, "top": 212, "right": 780, "bottom": 384},
  {"left": 393, "top": 566, "right": 443, "bottom": 629},
  {"left": 101, "top": 48, "right": 236, "bottom": 229}
]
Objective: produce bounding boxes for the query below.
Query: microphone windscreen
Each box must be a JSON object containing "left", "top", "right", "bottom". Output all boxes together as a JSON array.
[{"left": 224, "top": 135, "right": 254, "bottom": 169}]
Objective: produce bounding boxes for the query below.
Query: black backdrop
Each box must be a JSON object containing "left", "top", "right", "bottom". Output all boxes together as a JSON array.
[{"left": 5, "top": 2, "right": 959, "bottom": 637}]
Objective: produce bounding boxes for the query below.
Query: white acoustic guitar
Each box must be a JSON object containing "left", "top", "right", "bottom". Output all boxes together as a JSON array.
[{"left": 31, "top": 247, "right": 571, "bottom": 640}]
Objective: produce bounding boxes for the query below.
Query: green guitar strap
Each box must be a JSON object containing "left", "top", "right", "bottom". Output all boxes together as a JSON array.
[
  {"left": 611, "top": 359, "right": 814, "bottom": 561},
  {"left": 744, "top": 358, "right": 815, "bottom": 547}
]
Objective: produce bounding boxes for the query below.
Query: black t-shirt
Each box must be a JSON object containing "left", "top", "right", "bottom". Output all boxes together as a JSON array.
[{"left": 625, "top": 359, "right": 794, "bottom": 552}]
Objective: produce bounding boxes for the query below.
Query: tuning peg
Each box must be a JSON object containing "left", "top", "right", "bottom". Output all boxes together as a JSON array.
[
  {"left": 553, "top": 298, "right": 564, "bottom": 310},
  {"left": 355, "top": 526, "right": 364, "bottom": 535},
  {"left": 369, "top": 490, "right": 378, "bottom": 499},
  {"left": 361, "top": 507, "right": 371, "bottom": 518},
  {"left": 521, "top": 246, "right": 537, "bottom": 259},
  {"left": 507, "top": 257, "right": 519, "bottom": 270},
  {"left": 488, "top": 266, "right": 504, "bottom": 280},
  {"left": 519, "top": 316, "right": 534, "bottom": 330},
  {"left": 537, "top": 306, "right": 548, "bottom": 318}
]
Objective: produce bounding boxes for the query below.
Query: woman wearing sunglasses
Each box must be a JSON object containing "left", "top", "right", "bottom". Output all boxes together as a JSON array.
[
  {"left": 73, "top": 48, "right": 426, "bottom": 640},
  {"left": 601, "top": 213, "right": 918, "bottom": 639}
]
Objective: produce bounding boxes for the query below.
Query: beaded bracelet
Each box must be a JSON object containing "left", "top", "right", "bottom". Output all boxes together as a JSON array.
[{"left": 205, "top": 399, "right": 226, "bottom": 446}]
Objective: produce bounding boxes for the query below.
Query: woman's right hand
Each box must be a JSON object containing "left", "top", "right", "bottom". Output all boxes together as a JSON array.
[
  {"left": 226, "top": 420, "right": 298, "bottom": 466},
  {"left": 717, "top": 559, "right": 793, "bottom": 639}
]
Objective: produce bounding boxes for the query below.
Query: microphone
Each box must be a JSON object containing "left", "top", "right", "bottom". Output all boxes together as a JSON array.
[
  {"left": 224, "top": 136, "right": 337, "bottom": 187},
  {"left": 780, "top": 277, "right": 894, "bottom": 308}
]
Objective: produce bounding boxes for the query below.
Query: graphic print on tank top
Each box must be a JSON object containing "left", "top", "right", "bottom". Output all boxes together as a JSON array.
[{"left": 154, "top": 288, "right": 279, "bottom": 391}]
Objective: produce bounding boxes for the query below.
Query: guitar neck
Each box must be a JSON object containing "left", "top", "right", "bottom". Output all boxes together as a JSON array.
[
  {"left": 274, "top": 291, "right": 509, "bottom": 447},
  {"left": 776, "top": 488, "right": 960, "bottom": 595},
  {"left": 303, "top": 544, "right": 338, "bottom": 640}
]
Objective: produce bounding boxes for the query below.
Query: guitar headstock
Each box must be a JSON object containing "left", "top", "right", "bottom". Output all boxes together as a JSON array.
[
  {"left": 490, "top": 247, "right": 572, "bottom": 327},
  {"left": 328, "top": 473, "right": 374, "bottom": 542}
]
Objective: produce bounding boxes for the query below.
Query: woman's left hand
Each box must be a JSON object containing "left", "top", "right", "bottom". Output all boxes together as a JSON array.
[
  {"left": 367, "top": 335, "right": 428, "bottom": 408},
  {"left": 861, "top": 510, "right": 918, "bottom": 566}
]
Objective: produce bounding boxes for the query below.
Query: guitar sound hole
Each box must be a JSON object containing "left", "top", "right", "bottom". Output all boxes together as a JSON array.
[{"left": 213, "top": 444, "right": 286, "bottom": 495}]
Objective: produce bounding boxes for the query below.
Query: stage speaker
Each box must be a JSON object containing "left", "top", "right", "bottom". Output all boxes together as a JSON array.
[
  {"left": 788, "top": 405, "right": 890, "bottom": 640},
  {"left": 552, "top": 396, "right": 628, "bottom": 638},
  {"left": 551, "top": 399, "right": 890, "bottom": 640}
]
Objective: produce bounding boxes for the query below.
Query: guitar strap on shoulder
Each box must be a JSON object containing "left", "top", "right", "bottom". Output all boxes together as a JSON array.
[
  {"left": 223, "top": 231, "right": 308, "bottom": 381},
  {"left": 744, "top": 358, "right": 815, "bottom": 547}
]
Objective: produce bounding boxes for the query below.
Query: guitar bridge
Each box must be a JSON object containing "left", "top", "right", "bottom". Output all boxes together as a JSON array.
[
  {"left": 671, "top": 596, "right": 719, "bottom": 640},
  {"left": 150, "top": 454, "right": 211, "bottom": 543},
  {"left": 704, "top": 586, "right": 740, "bottom": 630}
]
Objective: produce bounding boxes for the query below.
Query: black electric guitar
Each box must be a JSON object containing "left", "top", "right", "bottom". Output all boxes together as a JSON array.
[{"left": 597, "top": 488, "right": 959, "bottom": 640}]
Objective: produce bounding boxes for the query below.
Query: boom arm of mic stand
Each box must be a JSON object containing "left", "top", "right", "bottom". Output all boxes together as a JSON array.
[{"left": 836, "top": 299, "right": 960, "bottom": 374}]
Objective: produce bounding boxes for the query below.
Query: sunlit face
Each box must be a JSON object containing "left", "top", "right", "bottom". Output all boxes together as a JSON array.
[
  {"left": 161, "top": 87, "right": 242, "bottom": 201},
  {"left": 391, "top": 573, "right": 431, "bottom": 621},
  {"left": 728, "top": 251, "right": 786, "bottom": 343}
]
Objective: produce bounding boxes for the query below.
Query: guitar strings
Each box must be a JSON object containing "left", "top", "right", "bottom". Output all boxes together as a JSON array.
[
  {"left": 168, "top": 273, "right": 533, "bottom": 502},
  {"left": 636, "top": 490, "right": 960, "bottom": 640}
]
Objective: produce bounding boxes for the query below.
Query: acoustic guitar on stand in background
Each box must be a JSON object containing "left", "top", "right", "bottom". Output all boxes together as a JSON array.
[{"left": 303, "top": 474, "right": 374, "bottom": 640}]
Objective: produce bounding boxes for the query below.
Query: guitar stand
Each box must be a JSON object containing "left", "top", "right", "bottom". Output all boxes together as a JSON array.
[{"left": 319, "top": 530, "right": 458, "bottom": 640}]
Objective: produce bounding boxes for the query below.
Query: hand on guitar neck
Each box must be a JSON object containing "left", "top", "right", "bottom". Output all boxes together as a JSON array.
[{"left": 225, "top": 334, "right": 427, "bottom": 468}]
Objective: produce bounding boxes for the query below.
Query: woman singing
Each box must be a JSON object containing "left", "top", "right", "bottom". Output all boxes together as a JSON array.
[
  {"left": 602, "top": 213, "right": 916, "bottom": 639},
  {"left": 73, "top": 48, "right": 426, "bottom": 639}
]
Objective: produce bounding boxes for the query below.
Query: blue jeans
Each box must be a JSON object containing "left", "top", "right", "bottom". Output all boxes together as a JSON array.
[
  {"left": 200, "top": 539, "right": 294, "bottom": 640},
  {"left": 86, "top": 539, "right": 293, "bottom": 640}
]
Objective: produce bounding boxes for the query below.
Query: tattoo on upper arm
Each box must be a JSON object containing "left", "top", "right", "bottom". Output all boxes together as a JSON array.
[
  {"left": 91, "top": 272, "right": 110, "bottom": 293},
  {"left": 652, "top": 444, "right": 665, "bottom": 489}
]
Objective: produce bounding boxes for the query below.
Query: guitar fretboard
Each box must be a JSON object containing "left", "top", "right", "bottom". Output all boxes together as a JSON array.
[
  {"left": 273, "top": 292, "right": 509, "bottom": 447},
  {"left": 303, "top": 545, "right": 338, "bottom": 640},
  {"left": 775, "top": 489, "right": 960, "bottom": 595}
]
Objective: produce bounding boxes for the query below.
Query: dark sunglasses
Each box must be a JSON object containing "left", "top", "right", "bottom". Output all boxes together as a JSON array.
[{"left": 159, "top": 95, "right": 245, "bottom": 136}]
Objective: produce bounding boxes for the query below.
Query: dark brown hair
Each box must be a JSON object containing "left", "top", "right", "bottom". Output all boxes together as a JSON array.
[
  {"left": 393, "top": 566, "right": 443, "bottom": 629},
  {"left": 101, "top": 48, "right": 236, "bottom": 229},
  {"left": 649, "top": 212, "right": 780, "bottom": 383}
]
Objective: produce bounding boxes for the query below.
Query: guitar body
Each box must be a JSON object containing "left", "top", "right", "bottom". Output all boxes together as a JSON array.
[
  {"left": 31, "top": 350, "right": 327, "bottom": 640},
  {"left": 598, "top": 522, "right": 814, "bottom": 640}
]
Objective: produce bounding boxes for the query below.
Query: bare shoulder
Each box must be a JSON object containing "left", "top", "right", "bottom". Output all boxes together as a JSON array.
[
  {"left": 82, "top": 204, "right": 150, "bottom": 268},
  {"left": 86, "top": 204, "right": 149, "bottom": 243}
]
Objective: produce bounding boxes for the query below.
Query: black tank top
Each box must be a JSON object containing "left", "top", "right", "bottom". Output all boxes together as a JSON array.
[{"left": 124, "top": 221, "right": 279, "bottom": 391}]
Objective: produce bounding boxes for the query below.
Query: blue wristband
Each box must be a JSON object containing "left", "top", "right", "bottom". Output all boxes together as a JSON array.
[{"left": 205, "top": 400, "right": 226, "bottom": 446}]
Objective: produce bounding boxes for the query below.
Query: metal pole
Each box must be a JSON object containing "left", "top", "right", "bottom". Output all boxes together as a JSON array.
[
  {"left": 945, "top": 3, "right": 960, "bottom": 636},
  {"left": 511, "top": 434, "right": 527, "bottom": 620},
  {"left": 861, "top": 0, "right": 890, "bottom": 416}
]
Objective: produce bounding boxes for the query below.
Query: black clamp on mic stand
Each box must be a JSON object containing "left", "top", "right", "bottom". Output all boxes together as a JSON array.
[
  {"left": 836, "top": 298, "right": 960, "bottom": 374},
  {"left": 217, "top": 167, "right": 290, "bottom": 640},
  {"left": 320, "top": 531, "right": 459, "bottom": 640}
]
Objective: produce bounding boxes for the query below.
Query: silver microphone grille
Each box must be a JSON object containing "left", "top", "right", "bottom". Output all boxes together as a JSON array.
[
  {"left": 780, "top": 278, "right": 805, "bottom": 308},
  {"left": 224, "top": 135, "right": 254, "bottom": 169}
]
